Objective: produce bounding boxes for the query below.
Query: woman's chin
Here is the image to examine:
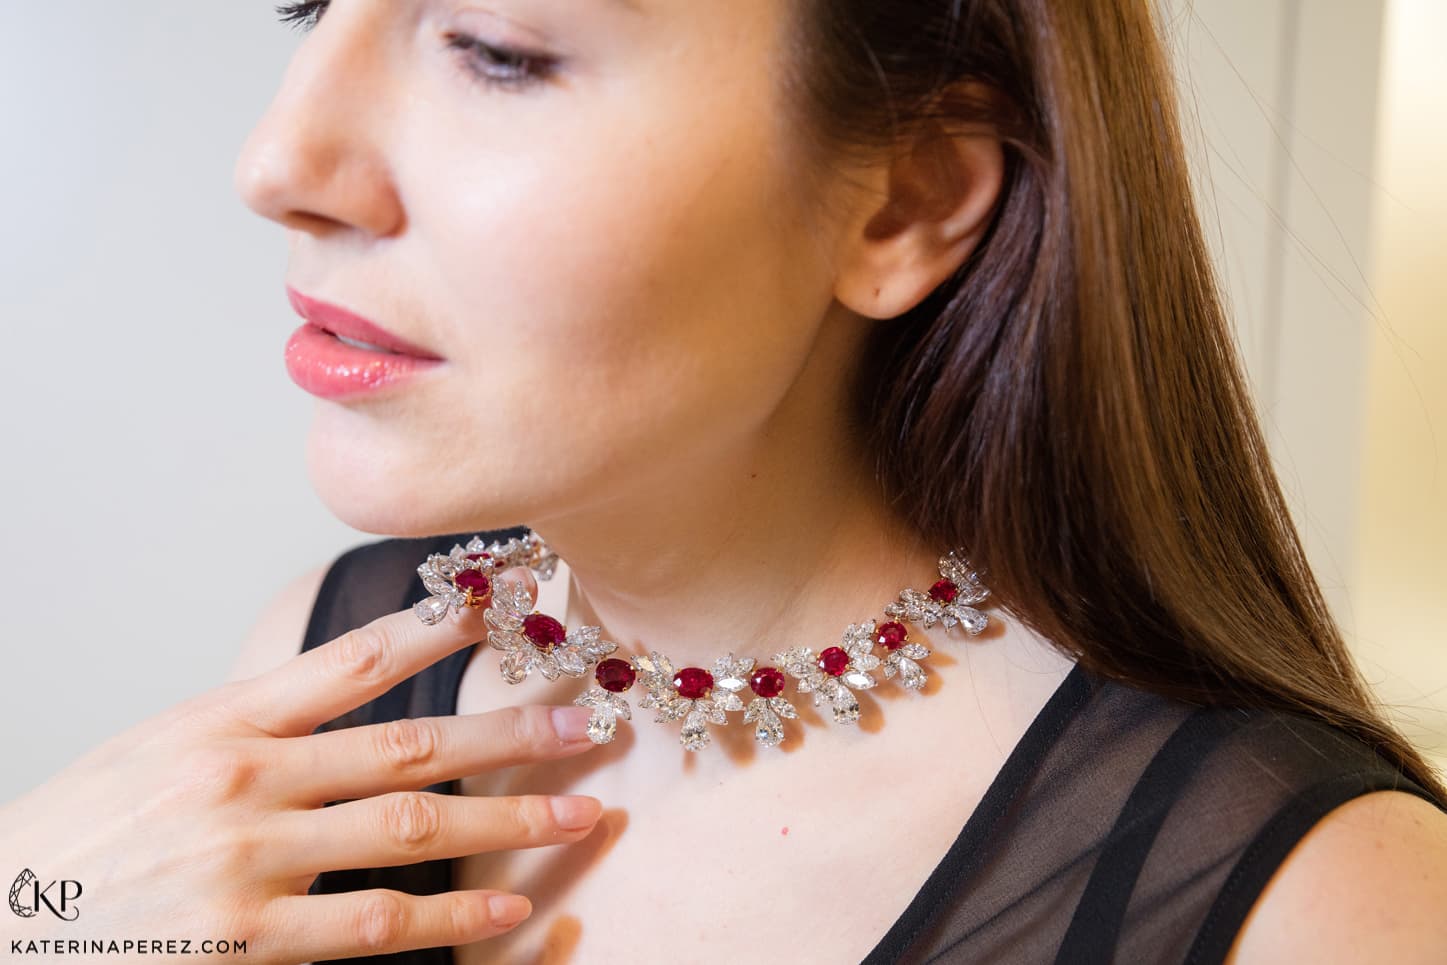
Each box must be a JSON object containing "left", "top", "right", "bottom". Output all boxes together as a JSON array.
[{"left": 302, "top": 422, "right": 520, "bottom": 538}]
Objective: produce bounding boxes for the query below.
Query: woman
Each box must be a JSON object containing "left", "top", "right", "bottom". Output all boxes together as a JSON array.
[{"left": 5, "top": 0, "right": 1445, "bottom": 962}]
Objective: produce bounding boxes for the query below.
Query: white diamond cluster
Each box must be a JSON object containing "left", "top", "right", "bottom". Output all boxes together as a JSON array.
[
  {"left": 412, "top": 532, "right": 558, "bottom": 626},
  {"left": 412, "top": 530, "right": 992, "bottom": 752}
]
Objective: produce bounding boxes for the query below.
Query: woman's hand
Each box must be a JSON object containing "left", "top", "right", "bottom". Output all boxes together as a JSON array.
[{"left": 0, "top": 570, "right": 602, "bottom": 963}]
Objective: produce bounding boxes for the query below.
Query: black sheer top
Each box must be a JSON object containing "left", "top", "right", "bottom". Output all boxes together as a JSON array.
[{"left": 299, "top": 527, "right": 1446, "bottom": 964}]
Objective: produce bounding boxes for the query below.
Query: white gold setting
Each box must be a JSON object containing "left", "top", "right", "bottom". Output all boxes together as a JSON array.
[{"left": 412, "top": 530, "right": 993, "bottom": 751}]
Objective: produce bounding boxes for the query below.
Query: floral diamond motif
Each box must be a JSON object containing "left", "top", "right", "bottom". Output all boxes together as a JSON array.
[
  {"left": 484, "top": 577, "right": 615, "bottom": 685},
  {"left": 573, "top": 686, "right": 633, "bottom": 745},
  {"left": 883, "top": 551, "right": 991, "bottom": 634},
  {"left": 774, "top": 620, "right": 882, "bottom": 725},
  {"left": 411, "top": 530, "right": 996, "bottom": 752},
  {"left": 715, "top": 652, "right": 800, "bottom": 748},
  {"left": 632, "top": 650, "right": 741, "bottom": 751}
]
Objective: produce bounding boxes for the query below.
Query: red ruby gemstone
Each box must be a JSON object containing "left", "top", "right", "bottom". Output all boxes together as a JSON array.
[
  {"left": 454, "top": 569, "right": 491, "bottom": 599},
  {"left": 750, "top": 666, "right": 786, "bottom": 698},
  {"left": 465, "top": 552, "right": 492, "bottom": 565},
  {"left": 928, "top": 578, "right": 959, "bottom": 604},
  {"left": 818, "top": 646, "right": 850, "bottom": 676},
  {"left": 595, "top": 658, "right": 636, "bottom": 693},
  {"left": 876, "top": 620, "right": 909, "bottom": 651},
  {"left": 521, "top": 613, "right": 566, "bottom": 651},
  {"left": 673, "top": 667, "right": 714, "bottom": 699}
]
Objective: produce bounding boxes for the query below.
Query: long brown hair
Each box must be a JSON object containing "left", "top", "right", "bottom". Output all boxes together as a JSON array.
[{"left": 782, "top": 0, "right": 1445, "bottom": 799}]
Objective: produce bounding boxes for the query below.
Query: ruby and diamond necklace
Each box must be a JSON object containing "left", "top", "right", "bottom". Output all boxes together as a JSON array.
[{"left": 412, "top": 530, "right": 992, "bottom": 752}]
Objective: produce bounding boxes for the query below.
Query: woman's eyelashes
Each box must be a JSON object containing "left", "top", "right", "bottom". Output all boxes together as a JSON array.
[
  {"left": 443, "top": 34, "right": 558, "bottom": 91},
  {"left": 274, "top": 0, "right": 558, "bottom": 92},
  {"left": 275, "top": 0, "right": 329, "bottom": 32}
]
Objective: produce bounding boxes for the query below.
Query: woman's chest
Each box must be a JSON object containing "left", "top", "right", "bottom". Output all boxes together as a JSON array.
[
  {"left": 443, "top": 568, "right": 1076, "bottom": 963},
  {"left": 447, "top": 765, "right": 983, "bottom": 965},
  {"left": 445, "top": 656, "right": 1002, "bottom": 964}
]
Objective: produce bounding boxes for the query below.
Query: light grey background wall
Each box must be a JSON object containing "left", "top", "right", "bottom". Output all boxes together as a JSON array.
[
  {"left": 2, "top": 1, "right": 1441, "bottom": 803},
  {"left": 0, "top": 6, "right": 363, "bottom": 798}
]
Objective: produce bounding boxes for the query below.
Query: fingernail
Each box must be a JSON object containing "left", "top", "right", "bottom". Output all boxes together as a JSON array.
[
  {"left": 488, "top": 894, "right": 531, "bottom": 927},
  {"left": 550, "top": 706, "right": 595, "bottom": 743},
  {"left": 550, "top": 795, "right": 602, "bottom": 831}
]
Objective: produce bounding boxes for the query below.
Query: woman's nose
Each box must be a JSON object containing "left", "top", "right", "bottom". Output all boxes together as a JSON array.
[{"left": 233, "top": 9, "right": 404, "bottom": 239}]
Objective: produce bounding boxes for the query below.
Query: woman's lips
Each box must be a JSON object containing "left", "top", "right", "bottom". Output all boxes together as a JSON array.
[
  {"left": 284, "top": 322, "right": 444, "bottom": 400},
  {"left": 286, "top": 287, "right": 443, "bottom": 360},
  {"left": 283, "top": 287, "right": 445, "bottom": 400}
]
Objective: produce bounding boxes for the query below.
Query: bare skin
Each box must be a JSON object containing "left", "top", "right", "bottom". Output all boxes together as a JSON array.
[
  {"left": 5, "top": 0, "right": 1070, "bottom": 961},
  {"left": 16, "top": 0, "right": 1443, "bottom": 961},
  {"left": 230, "top": 1, "right": 1068, "bottom": 957},
  {"left": 229, "top": 0, "right": 1011, "bottom": 681},
  {"left": 448, "top": 561, "right": 1077, "bottom": 964},
  {"left": 0, "top": 574, "right": 619, "bottom": 963}
]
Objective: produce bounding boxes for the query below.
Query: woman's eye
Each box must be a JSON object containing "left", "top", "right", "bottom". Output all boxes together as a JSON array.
[
  {"left": 275, "top": 0, "right": 328, "bottom": 32},
  {"left": 444, "top": 35, "right": 556, "bottom": 90},
  {"left": 273, "top": 1, "right": 554, "bottom": 91}
]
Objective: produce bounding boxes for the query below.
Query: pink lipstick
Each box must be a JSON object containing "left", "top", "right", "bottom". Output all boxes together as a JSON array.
[{"left": 283, "top": 287, "right": 444, "bottom": 400}]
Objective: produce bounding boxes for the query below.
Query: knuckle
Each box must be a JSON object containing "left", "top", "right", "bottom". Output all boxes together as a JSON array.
[
  {"left": 180, "top": 745, "right": 261, "bottom": 802},
  {"left": 377, "top": 717, "right": 439, "bottom": 771},
  {"left": 329, "top": 627, "right": 392, "bottom": 685},
  {"left": 355, "top": 891, "right": 408, "bottom": 952},
  {"left": 229, "top": 917, "right": 267, "bottom": 960},
  {"left": 382, "top": 791, "right": 442, "bottom": 853},
  {"left": 207, "top": 826, "right": 264, "bottom": 879},
  {"left": 448, "top": 892, "right": 487, "bottom": 938},
  {"left": 516, "top": 795, "right": 556, "bottom": 838},
  {"left": 213, "top": 896, "right": 265, "bottom": 958},
  {"left": 500, "top": 705, "right": 548, "bottom": 751}
]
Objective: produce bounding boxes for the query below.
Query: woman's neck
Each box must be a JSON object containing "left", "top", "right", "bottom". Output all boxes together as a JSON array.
[{"left": 513, "top": 478, "right": 953, "bottom": 771}]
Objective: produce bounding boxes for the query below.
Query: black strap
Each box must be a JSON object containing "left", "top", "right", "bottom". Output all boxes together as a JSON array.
[
  {"left": 1052, "top": 705, "right": 1253, "bottom": 964},
  {"left": 1184, "top": 768, "right": 1441, "bottom": 964},
  {"left": 862, "top": 663, "right": 1097, "bottom": 964}
]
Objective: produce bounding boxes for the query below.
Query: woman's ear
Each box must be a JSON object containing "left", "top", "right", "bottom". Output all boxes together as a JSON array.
[{"left": 832, "top": 108, "right": 1006, "bottom": 321}]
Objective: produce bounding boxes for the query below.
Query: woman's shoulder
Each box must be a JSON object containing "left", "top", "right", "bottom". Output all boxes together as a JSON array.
[
  {"left": 1052, "top": 672, "right": 1447, "bottom": 962},
  {"left": 894, "top": 669, "right": 1447, "bottom": 963},
  {"left": 1220, "top": 786, "right": 1447, "bottom": 963}
]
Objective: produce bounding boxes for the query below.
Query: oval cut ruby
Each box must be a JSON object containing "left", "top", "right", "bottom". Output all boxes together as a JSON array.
[
  {"left": 928, "top": 578, "right": 959, "bottom": 604},
  {"left": 595, "top": 657, "right": 636, "bottom": 692},
  {"left": 876, "top": 620, "right": 908, "bottom": 651},
  {"left": 522, "top": 613, "right": 566, "bottom": 651},
  {"left": 750, "top": 666, "right": 786, "bottom": 698},
  {"left": 454, "top": 569, "right": 491, "bottom": 604},
  {"left": 818, "top": 646, "right": 850, "bottom": 676},
  {"left": 673, "top": 667, "right": 714, "bottom": 699}
]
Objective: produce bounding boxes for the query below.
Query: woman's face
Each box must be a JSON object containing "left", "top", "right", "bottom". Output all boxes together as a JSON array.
[{"left": 235, "top": 0, "right": 870, "bottom": 537}]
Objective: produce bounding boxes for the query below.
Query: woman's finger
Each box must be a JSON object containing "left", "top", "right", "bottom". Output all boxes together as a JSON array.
[
  {"left": 262, "top": 788, "right": 603, "bottom": 879},
  {"left": 228, "top": 569, "right": 534, "bottom": 738},
  {"left": 263, "top": 887, "right": 532, "bottom": 962},
  {"left": 268, "top": 704, "right": 599, "bottom": 805}
]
